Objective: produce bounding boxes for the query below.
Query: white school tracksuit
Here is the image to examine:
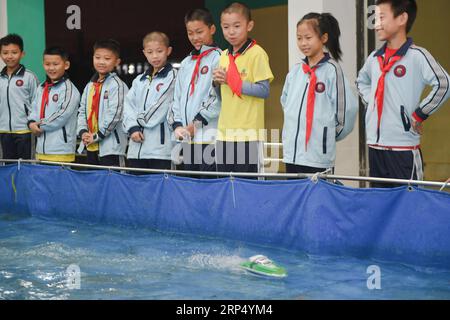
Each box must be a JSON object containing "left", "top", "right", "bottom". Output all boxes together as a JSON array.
[
  {"left": 77, "top": 72, "right": 129, "bottom": 157},
  {"left": 0, "top": 65, "right": 39, "bottom": 133},
  {"left": 356, "top": 38, "right": 449, "bottom": 181},
  {"left": 356, "top": 38, "right": 449, "bottom": 150},
  {"left": 123, "top": 64, "right": 177, "bottom": 160},
  {"left": 28, "top": 75, "right": 81, "bottom": 156},
  {"left": 281, "top": 53, "right": 358, "bottom": 169}
]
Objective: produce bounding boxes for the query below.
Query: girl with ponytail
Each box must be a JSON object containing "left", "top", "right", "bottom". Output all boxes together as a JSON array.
[{"left": 280, "top": 12, "right": 357, "bottom": 174}]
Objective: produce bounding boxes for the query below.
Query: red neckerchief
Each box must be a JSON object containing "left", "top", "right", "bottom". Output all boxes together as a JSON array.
[
  {"left": 88, "top": 82, "right": 102, "bottom": 132},
  {"left": 374, "top": 49, "right": 403, "bottom": 137},
  {"left": 384, "top": 47, "right": 397, "bottom": 62},
  {"left": 302, "top": 63, "right": 319, "bottom": 152},
  {"left": 40, "top": 82, "right": 54, "bottom": 119},
  {"left": 226, "top": 40, "right": 256, "bottom": 97},
  {"left": 190, "top": 47, "right": 217, "bottom": 96}
]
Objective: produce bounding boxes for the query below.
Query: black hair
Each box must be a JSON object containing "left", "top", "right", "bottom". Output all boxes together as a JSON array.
[
  {"left": 222, "top": 2, "right": 252, "bottom": 22},
  {"left": 0, "top": 34, "right": 24, "bottom": 51},
  {"left": 185, "top": 8, "right": 215, "bottom": 27},
  {"left": 93, "top": 39, "right": 121, "bottom": 57},
  {"left": 376, "top": 0, "right": 417, "bottom": 33},
  {"left": 43, "top": 46, "right": 70, "bottom": 61},
  {"left": 297, "top": 12, "right": 342, "bottom": 61}
]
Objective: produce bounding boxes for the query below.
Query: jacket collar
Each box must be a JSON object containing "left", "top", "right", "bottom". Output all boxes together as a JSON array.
[
  {"left": 41, "top": 73, "right": 69, "bottom": 87},
  {"left": 0, "top": 64, "right": 26, "bottom": 77},
  {"left": 90, "top": 72, "right": 116, "bottom": 83},
  {"left": 375, "top": 37, "right": 413, "bottom": 57},
  {"left": 302, "top": 52, "right": 331, "bottom": 68},
  {"left": 190, "top": 43, "right": 219, "bottom": 56},
  {"left": 228, "top": 38, "right": 254, "bottom": 56},
  {"left": 140, "top": 63, "right": 173, "bottom": 81}
]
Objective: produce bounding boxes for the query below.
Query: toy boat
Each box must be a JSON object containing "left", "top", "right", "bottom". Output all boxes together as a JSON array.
[{"left": 240, "top": 255, "right": 287, "bottom": 278}]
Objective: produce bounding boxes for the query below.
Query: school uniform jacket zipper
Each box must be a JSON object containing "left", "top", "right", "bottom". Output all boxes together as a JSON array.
[
  {"left": 137, "top": 88, "right": 150, "bottom": 160},
  {"left": 42, "top": 131, "right": 46, "bottom": 154},
  {"left": 114, "top": 130, "right": 120, "bottom": 144},
  {"left": 293, "top": 84, "right": 309, "bottom": 163},
  {"left": 143, "top": 88, "right": 150, "bottom": 111},
  {"left": 62, "top": 126, "right": 68, "bottom": 143},
  {"left": 6, "top": 77, "right": 12, "bottom": 131},
  {"left": 160, "top": 123, "right": 165, "bottom": 144},
  {"left": 184, "top": 84, "right": 191, "bottom": 126}
]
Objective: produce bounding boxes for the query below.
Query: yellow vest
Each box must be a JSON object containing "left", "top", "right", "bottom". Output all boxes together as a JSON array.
[
  {"left": 86, "top": 81, "right": 104, "bottom": 152},
  {"left": 217, "top": 44, "right": 274, "bottom": 142}
]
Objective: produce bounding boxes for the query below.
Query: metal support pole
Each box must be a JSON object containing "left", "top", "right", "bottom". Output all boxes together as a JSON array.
[{"left": 1, "top": 159, "right": 449, "bottom": 189}]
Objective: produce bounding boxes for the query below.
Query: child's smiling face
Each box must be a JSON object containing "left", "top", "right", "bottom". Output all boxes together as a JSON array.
[
  {"left": 93, "top": 48, "right": 120, "bottom": 77},
  {"left": 375, "top": 3, "right": 408, "bottom": 42},
  {"left": 43, "top": 54, "right": 70, "bottom": 82}
]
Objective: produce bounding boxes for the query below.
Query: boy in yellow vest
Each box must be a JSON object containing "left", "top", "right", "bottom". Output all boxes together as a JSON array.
[{"left": 213, "top": 2, "right": 274, "bottom": 173}]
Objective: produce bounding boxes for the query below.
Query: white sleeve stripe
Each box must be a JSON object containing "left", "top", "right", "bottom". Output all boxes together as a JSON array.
[
  {"left": 411, "top": 47, "right": 449, "bottom": 115},
  {"left": 105, "top": 76, "right": 124, "bottom": 134},
  {"left": 430, "top": 63, "right": 450, "bottom": 114}
]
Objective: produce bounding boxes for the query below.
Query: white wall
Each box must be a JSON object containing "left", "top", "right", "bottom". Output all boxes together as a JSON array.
[
  {"left": 288, "top": 0, "right": 324, "bottom": 68},
  {"left": 0, "top": 0, "right": 6, "bottom": 37},
  {"left": 288, "top": 0, "right": 359, "bottom": 185},
  {"left": 0, "top": 0, "right": 7, "bottom": 70},
  {"left": 0, "top": 0, "right": 5, "bottom": 159}
]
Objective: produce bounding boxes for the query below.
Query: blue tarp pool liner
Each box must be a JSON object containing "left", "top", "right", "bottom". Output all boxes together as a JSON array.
[{"left": 1, "top": 164, "right": 449, "bottom": 269}]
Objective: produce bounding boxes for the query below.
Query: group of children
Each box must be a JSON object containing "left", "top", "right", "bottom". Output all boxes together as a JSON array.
[{"left": 0, "top": 0, "right": 448, "bottom": 187}]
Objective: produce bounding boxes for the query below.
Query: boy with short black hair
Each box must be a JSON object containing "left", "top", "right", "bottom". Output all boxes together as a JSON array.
[
  {"left": 0, "top": 33, "right": 39, "bottom": 159},
  {"left": 213, "top": 2, "right": 274, "bottom": 173},
  {"left": 168, "top": 8, "right": 221, "bottom": 174},
  {"left": 77, "top": 39, "right": 128, "bottom": 166},
  {"left": 356, "top": 0, "right": 449, "bottom": 187},
  {"left": 28, "top": 46, "right": 80, "bottom": 162}
]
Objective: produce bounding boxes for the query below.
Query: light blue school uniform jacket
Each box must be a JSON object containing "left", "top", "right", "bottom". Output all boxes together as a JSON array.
[
  {"left": 77, "top": 72, "right": 129, "bottom": 157},
  {"left": 356, "top": 38, "right": 449, "bottom": 149},
  {"left": 167, "top": 45, "right": 221, "bottom": 144},
  {"left": 28, "top": 75, "right": 80, "bottom": 155},
  {"left": 0, "top": 65, "right": 39, "bottom": 133},
  {"left": 123, "top": 64, "right": 177, "bottom": 160},
  {"left": 281, "top": 54, "right": 357, "bottom": 169}
]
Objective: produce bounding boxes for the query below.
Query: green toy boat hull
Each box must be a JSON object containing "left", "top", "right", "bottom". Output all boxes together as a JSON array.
[{"left": 240, "top": 261, "right": 287, "bottom": 278}]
